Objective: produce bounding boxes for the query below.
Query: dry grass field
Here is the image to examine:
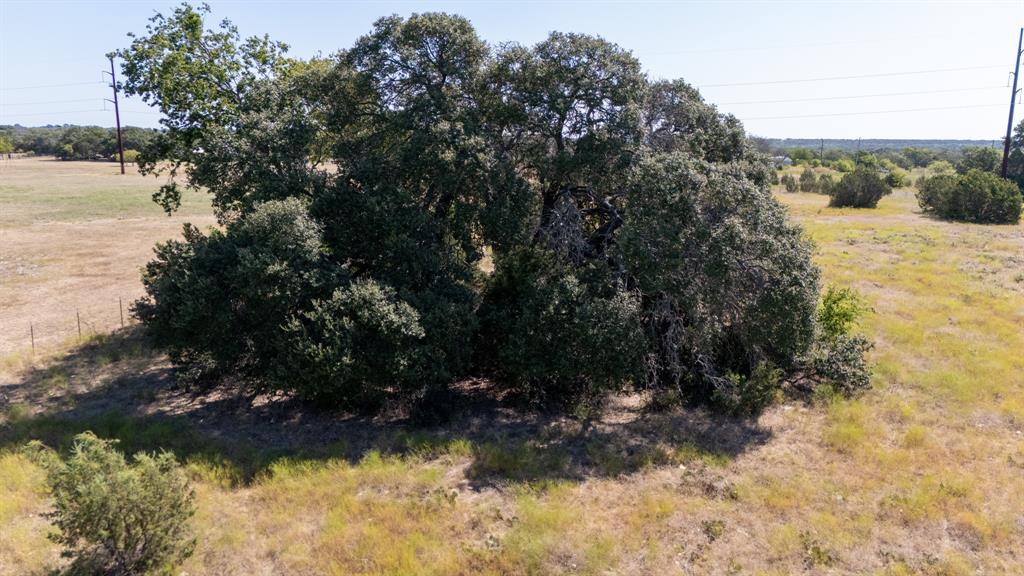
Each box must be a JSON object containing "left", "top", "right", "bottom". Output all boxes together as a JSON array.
[
  {"left": 2, "top": 161, "right": 1024, "bottom": 575},
  {"left": 0, "top": 158, "right": 214, "bottom": 358}
]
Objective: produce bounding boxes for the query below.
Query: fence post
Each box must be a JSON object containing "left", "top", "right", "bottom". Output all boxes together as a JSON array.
[
  {"left": 119, "top": 297, "right": 124, "bottom": 328},
  {"left": 77, "top": 309, "right": 82, "bottom": 341},
  {"left": 30, "top": 322, "right": 35, "bottom": 354}
]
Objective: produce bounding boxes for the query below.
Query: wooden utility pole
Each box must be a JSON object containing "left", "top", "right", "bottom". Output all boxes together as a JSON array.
[
  {"left": 105, "top": 56, "right": 126, "bottom": 175},
  {"left": 1001, "top": 27, "right": 1023, "bottom": 178}
]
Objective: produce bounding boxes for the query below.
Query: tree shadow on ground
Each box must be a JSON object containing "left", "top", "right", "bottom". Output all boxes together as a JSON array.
[{"left": 0, "top": 328, "right": 773, "bottom": 488}]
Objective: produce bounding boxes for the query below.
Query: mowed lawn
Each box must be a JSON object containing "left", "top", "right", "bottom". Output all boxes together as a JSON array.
[
  {"left": 0, "top": 157, "right": 214, "bottom": 358},
  {"left": 2, "top": 163, "right": 1024, "bottom": 575}
]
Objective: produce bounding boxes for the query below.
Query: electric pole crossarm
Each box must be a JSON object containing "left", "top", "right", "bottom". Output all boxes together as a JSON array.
[{"left": 1001, "top": 28, "right": 1022, "bottom": 179}]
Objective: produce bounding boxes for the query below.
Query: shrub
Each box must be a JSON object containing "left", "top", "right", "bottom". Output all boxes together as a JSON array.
[
  {"left": 917, "top": 169, "right": 1022, "bottom": 224},
  {"left": 711, "top": 361, "right": 783, "bottom": 416},
  {"left": 817, "top": 173, "right": 835, "bottom": 195},
  {"left": 478, "top": 248, "right": 646, "bottom": 409},
  {"left": 621, "top": 154, "right": 822, "bottom": 413},
  {"left": 799, "top": 167, "right": 818, "bottom": 192},
  {"left": 926, "top": 160, "right": 955, "bottom": 176},
  {"left": 811, "top": 334, "right": 872, "bottom": 396},
  {"left": 817, "top": 286, "right": 866, "bottom": 340},
  {"left": 781, "top": 173, "right": 798, "bottom": 192},
  {"left": 833, "top": 158, "right": 855, "bottom": 173},
  {"left": 122, "top": 148, "right": 141, "bottom": 163},
  {"left": 134, "top": 198, "right": 333, "bottom": 387},
  {"left": 275, "top": 279, "right": 427, "bottom": 410},
  {"left": 884, "top": 167, "right": 909, "bottom": 188},
  {"left": 828, "top": 167, "right": 892, "bottom": 208},
  {"left": 57, "top": 143, "right": 74, "bottom": 160},
  {"left": 24, "top": 433, "right": 195, "bottom": 575},
  {"left": 808, "top": 286, "right": 872, "bottom": 395}
]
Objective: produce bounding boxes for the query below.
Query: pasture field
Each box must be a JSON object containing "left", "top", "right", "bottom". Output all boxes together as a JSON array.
[
  {"left": 0, "top": 157, "right": 214, "bottom": 358},
  {"left": 2, "top": 161, "right": 1024, "bottom": 575}
]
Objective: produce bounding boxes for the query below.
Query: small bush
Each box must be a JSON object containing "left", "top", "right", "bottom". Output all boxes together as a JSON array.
[
  {"left": 702, "top": 519, "right": 726, "bottom": 542},
  {"left": 24, "top": 432, "right": 195, "bottom": 575},
  {"left": 828, "top": 167, "right": 892, "bottom": 208},
  {"left": 884, "top": 168, "right": 909, "bottom": 188},
  {"left": 926, "top": 160, "right": 955, "bottom": 176},
  {"left": 817, "top": 173, "right": 835, "bottom": 196},
  {"left": 122, "top": 149, "right": 141, "bottom": 163},
  {"left": 276, "top": 279, "right": 428, "bottom": 410},
  {"left": 917, "top": 169, "right": 1022, "bottom": 224},
  {"left": 780, "top": 173, "right": 798, "bottom": 192},
  {"left": 711, "top": 361, "right": 783, "bottom": 416},
  {"left": 809, "top": 286, "right": 872, "bottom": 395},
  {"left": 817, "top": 286, "right": 866, "bottom": 340},
  {"left": 799, "top": 167, "right": 818, "bottom": 192},
  {"left": 478, "top": 248, "right": 646, "bottom": 409},
  {"left": 811, "top": 333, "right": 872, "bottom": 396},
  {"left": 833, "top": 158, "right": 855, "bottom": 173}
]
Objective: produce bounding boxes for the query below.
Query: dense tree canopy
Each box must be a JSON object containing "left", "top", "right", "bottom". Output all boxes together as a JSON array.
[
  {"left": 956, "top": 145, "right": 1001, "bottom": 175},
  {"left": 120, "top": 4, "right": 869, "bottom": 416}
]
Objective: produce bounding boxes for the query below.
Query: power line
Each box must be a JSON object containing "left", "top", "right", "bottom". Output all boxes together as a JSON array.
[
  {"left": 700, "top": 65, "right": 1006, "bottom": 88},
  {"left": 641, "top": 33, "right": 945, "bottom": 56},
  {"left": 2, "top": 98, "right": 102, "bottom": 107},
  {"left": 0, "top": 108, "right": 108, "bottom": 118},
  {"left": 117, "top": 109, "right": 163, "bottom": 116},
  {"left": 0, "top": 81, "right": 105, "bottom": 92},
  {"left": 742, "top": 103, "right": 1005, "bottom": 121},
  {"left": 0, "top": 108, "right": 163, "bottom": 120},
  {"left": 718, "top": 85, "right": 1006, "bottom": 106}
]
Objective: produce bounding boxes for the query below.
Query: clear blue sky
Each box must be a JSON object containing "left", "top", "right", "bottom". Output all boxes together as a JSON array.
[{"left": 1, "top": 0, "right": 1022, "bottom": 139}]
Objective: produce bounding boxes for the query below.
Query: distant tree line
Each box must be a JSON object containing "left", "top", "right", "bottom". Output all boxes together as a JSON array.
[
  {"left": 757, "top": 137, "right": 1003, "bottom": 153},
  {"left": 749, "top": 135, "right": 1017, "bottom": 177},
  {"left": 0, "top": 125, "right": 158, "bottom": 161}
]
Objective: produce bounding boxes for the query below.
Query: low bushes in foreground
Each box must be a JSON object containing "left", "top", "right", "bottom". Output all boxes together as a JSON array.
[
  {"left": 24, "top": 432, "right": 196, "bottom": 576},
  {"left": 828, "top": 167, "right": 892, "bottom": 208},
  {"left": 917, "top": 169, "right": 1022, "bottom": 224}
]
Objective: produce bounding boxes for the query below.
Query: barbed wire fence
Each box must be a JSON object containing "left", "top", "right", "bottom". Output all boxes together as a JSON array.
[{"left": 18, "top": 296, "right": 136, "bottom": 358}]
